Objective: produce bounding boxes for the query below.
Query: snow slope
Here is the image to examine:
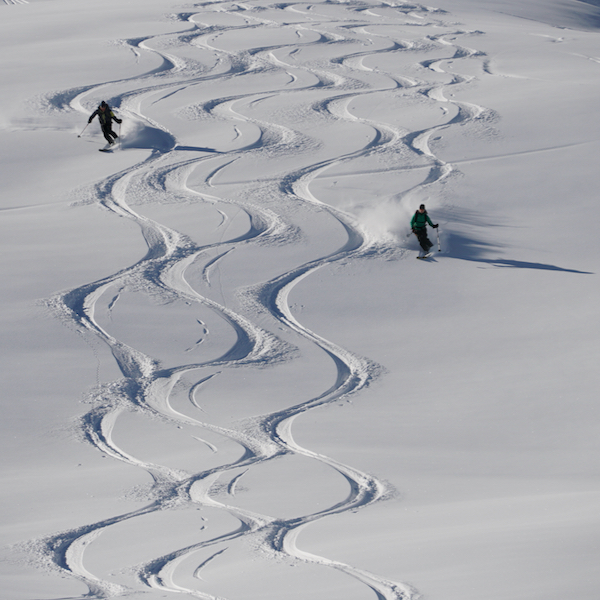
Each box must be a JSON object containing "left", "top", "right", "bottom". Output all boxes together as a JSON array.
[{"left": 1, "top": 0, "right": 600, "bottom": 599}]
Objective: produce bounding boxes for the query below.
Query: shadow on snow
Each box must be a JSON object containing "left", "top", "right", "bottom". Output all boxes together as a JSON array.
[{"left": 444, "top": 232, "right": 594, "bottom": 274}]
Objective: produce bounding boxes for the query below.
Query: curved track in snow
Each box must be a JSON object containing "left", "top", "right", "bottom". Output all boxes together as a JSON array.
[{"left": 29, "top": 2, "right": 493, "bottom": 599}]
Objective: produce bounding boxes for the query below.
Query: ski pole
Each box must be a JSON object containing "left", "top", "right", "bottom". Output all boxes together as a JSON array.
[
  {"left": 78, "top": 123, "right": 89, "bottom": 138},
  {"left": 436, "top": 227, "right": 441, "bottom": 252}
]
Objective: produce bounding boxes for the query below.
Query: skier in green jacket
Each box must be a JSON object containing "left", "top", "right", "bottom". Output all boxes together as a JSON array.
[
  {"left": 88, "top": 101, "right": 122, "bottom": 145},
  {"left": 410, "top": 204, "right": 438, "bottom": 254}
]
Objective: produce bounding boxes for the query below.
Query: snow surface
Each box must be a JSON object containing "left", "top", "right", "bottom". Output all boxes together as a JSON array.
[{"left": 1, "top": 0, "right": 600, "bottom": 599}]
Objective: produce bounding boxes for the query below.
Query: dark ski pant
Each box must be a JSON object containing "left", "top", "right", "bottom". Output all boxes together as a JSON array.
[
  {"left": 414, "top": 228, "right": 432, "bottom": 252},
  {"left": 101, "top": 125, "right": 118, "bottom": 144}
]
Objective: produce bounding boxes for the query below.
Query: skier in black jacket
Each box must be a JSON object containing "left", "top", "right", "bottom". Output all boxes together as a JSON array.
[
  {"left": 88, "top": 101, "right": 122, "bottom": 145},
  {"left": 410, "top": 204, "right": 438, "bottom": 254}
]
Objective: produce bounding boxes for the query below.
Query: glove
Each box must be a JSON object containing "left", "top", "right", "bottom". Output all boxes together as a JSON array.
[
  {"left": 433, "top": 224, "right": 439, "bottom": 228},
  {"left": 115, "top": 118, "right": 123, "bottom": 124},
  {"left": 88, "top": 118, "right": 93, "bottom": 124},
  {"left": 412, "top": 228, "right": 417, "bottom": 234}
]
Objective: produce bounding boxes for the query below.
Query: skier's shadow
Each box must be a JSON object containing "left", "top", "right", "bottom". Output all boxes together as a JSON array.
[
  {"left": 447, "top": 233, "right": 594, "bottom": 274},
  {"left": 174, "top": 145, "right": 220, "bottom": 153},
  {"left": 469, "top": 258, "right": 592, "bottom": 274}
]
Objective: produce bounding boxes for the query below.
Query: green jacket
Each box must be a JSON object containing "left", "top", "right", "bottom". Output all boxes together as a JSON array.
[{"left": 411, "top": 210, "right": 434, "bottom": 230}]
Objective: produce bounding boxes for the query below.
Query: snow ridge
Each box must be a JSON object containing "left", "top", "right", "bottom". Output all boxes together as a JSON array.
[{"left": 29, "top": 1, "right": 494, "bottom": 598}]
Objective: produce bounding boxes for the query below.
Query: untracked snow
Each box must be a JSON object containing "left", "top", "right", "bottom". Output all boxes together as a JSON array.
[{"left": 1, "top": 1, "right": 600, "bottom": 599}]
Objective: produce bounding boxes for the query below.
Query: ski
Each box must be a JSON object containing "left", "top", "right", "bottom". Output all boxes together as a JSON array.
[
  {"left": 99, "top": 140, "right": 118, "bottom": 152},
  {"left": 417, "top": 252, "right": 433, "bottom": 260},
  {"left": 99, "top": 148, "right": 113, "bottom": 153}
]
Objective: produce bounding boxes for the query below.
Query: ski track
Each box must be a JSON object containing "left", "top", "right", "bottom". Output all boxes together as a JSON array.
[{"left": 26, "top": 1, "right": 495, "bottom": 599}]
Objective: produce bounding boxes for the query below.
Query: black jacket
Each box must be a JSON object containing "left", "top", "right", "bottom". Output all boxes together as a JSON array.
[{"left": 89, "top": 105, "right": 122, "bottom": 127}]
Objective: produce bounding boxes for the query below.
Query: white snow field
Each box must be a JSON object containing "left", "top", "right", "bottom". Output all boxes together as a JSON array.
[{"left": 1, "top": 0, "right": 600, "bottom": 599}]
